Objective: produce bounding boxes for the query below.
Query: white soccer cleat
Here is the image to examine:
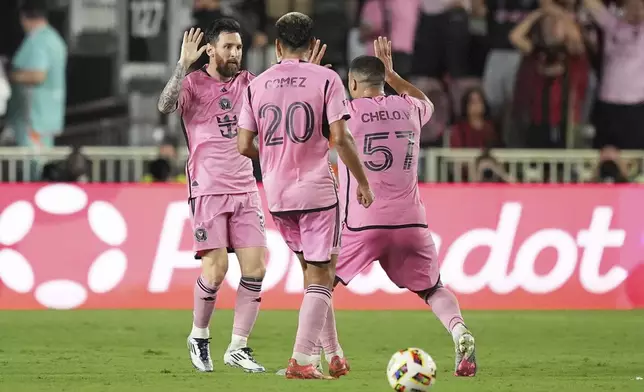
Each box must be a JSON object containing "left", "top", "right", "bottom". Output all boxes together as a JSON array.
[
  {"left": 224, "top": 347, "right": 266, "bottom": 373},
  {"left": 187, "top": 336, "right": 213, "bottom": 372},
  {"left": 454, "top": 332, "right": 477, "bottom": 377}
]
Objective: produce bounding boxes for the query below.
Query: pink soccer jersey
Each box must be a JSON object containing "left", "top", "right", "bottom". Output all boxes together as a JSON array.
[
  {"left": 339, "top": 94, "right": 433, "bottom": 228},
  {"left": 179, "top": 68, "right": 258, "bottom": 198},
  {"left": 238, "top": 60, "right": 350, "bottom": 213}
]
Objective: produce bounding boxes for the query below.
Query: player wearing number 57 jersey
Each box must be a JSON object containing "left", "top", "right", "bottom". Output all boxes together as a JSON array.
[
  {"left": 334, "top": 38, "right": 478, "bottom": 377},
  {"left": 237, "top": 12, "right": 374, "bottom": 380},
  {"left": 157, "top": 20, "right": 266, "bottom": 374}
]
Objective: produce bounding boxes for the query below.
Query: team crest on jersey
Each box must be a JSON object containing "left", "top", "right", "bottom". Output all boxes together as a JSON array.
[
  {"left": 195, "top": 228, "right": 208, "bottom": 242},
  {"left": 219, "top": 97, "right": 232, "bottom": 110},
  {"left": 217, "top": 114, "right": 238, "bottom": 138}
]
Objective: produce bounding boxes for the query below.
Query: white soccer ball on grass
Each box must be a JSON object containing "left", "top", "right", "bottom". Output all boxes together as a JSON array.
[{"left": 386, "top": 347, "right": 437, "bottom": 391}]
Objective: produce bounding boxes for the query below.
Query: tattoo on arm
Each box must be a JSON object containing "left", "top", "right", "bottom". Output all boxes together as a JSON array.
[{"left": 157, "top": 63, "right": 188, "bottom": 114}]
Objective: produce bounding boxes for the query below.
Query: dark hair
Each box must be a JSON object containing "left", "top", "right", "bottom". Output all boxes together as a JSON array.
[
  {"left": 19, "top": 0, "right": 48, "bottom": 18},
  {"left": 349, "top": 56, "right": 386, "bottom": 86},
  {"left": 460, "top": 87, "right": 490, "bottom": 120},
  {"left": 275, "top": 12, "right": 314, "bottom": 52},
  {"left": 205, "top": 18, "right": 242, "bottom": 44},
  {"left": 149, "top": 158, "right": 172, "bottom": 182}
]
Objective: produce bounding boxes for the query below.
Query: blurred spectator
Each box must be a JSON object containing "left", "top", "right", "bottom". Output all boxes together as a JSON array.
[
  {"left": 41, "top": 146, "right": 91, "bottom": 182},
  {"left": 146, "top": 158, "right": 173, "bottom": 182},
  {"left": 142, "top": 135, "right": 186, "bottom": 183},
  {"left": 483, "top": 0, "right": 539, "bottom": 136},
  {"left": 510, "top": 7, "right": 589, "bottom": 149},
  {"left": 474, "top": 147, "right": 513, "bottom": 182},
  {"left": 0, "top": 57, "right": 10, "bottom": 136},
  {"left": 450, "top": 87, "right": 500, "bottom": 148},
  {"left": 360, "top": 0, "right": 418, "bottom": 79},
  {"left": 6, "top": 0, "right": 67, "bottom": 151},
  {"left": 312, "top": 0, "right": 350, "bottom": 73},
  {"left": 583, "top": 0, "right": 644, "bottom": 150},
  {"left": 62, "top": 145, "right": 91, "bottom": 182},
  {"left": 594, "top": 145, "right": 629, "bottom": 182},
  {"left": 411, "top": 0, "right": 481, "bottom": 146}
]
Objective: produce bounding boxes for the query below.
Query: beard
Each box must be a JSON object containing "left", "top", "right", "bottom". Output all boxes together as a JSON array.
[{"left": 215, "top": 54, "right": 240, "bottom": 78}]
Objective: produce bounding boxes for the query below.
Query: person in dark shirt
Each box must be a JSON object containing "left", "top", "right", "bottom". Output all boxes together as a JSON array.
[{"left": 483, "top": 0, "right": 540, "bottom": 127}]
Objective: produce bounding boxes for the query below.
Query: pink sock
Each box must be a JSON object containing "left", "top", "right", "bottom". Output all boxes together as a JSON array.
[
  {"left": 193, "top": 275, "right": 220, "bottom": 328},
  {"left": 293, "top": 284, "right": 332, "bottom": 360},
  {"left": 232, "top": 277, "right": 263, "bottom": 338},
  {"left": 425, "top": 287, "right": 465, "bottom": 333},
  {"left": 312, "top": 340, "right": 322, "bottom": 356},
  {"left": 319, "top": 303, "right": 342, "bottom": 360}
]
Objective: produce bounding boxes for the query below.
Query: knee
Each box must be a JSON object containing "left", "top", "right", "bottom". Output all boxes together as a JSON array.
[
  {"left": 238, "top": 248, "right": 267, "bottom": 279},
  {"left": 304, "top": 263, "right": 334, "bottom": 288},
  {"left": 415, "top": 280, "right": 444, "bottom": 302},
  {"left": 201, "top": 250, "right": 229, "bottom": 286},
  {"left": 243, "top": 263, "right": 266, "bottom": 280}
]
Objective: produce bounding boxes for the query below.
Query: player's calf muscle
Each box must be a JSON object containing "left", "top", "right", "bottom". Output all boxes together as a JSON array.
[{"left": 201, "top": 249, "right": 229, "bottom": 285}]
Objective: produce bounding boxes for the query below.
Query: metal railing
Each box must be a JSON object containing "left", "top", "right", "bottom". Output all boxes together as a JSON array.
[
  {"left": 2, "top": 147, "right": 644, "bottom": 183},
  {"left": 423, "top": 148, "right": 644, "bottom": 183}
]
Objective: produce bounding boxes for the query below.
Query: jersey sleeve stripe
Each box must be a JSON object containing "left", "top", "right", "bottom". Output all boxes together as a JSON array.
[
  {"left": 247, "top": 86, "right": 253, "bottom": 111},
  {"left": 322, "top": 79, "right": 331, "bottom": 140}
]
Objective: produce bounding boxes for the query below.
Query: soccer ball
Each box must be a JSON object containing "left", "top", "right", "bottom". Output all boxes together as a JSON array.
[{"left": 386, "top": 348, "right": 437, "bottom": 391}]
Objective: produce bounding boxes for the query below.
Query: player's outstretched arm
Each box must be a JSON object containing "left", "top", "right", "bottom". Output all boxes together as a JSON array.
[
  {"left": 237, "top": 129, "right": 259, "bottom": 159},
  {"left": 373, "top": 37, "right": 434, "bottom": 114},
  {"left": 157, "top": 28, "right": 206, "bottom": 114},
  {"left": 330, "top": 121, "right": 374, "bottom": 208}
]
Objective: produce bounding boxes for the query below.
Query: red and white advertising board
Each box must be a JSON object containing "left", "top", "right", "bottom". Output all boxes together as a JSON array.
[{"left": 0, "top": 184, "right": 642, "bottom": 310}]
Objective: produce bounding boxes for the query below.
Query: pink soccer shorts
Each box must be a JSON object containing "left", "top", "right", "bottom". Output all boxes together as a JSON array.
[
  {"left": 189, "top": 192, "right": 266, "bottom": 257},
  {"left": 271, "top": 205, "right": 342, "bottom": 263},
  {"left": 335, "top": 226, "right": 440, "bottom": 292}
]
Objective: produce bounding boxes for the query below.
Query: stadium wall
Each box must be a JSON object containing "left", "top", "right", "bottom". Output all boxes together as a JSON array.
[{"left": 0, "top": 183, "right": 642, "bottom": 310}]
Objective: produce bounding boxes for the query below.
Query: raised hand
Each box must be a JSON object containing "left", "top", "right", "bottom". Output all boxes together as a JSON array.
[
  {"left": 179, "top": 28, "right": 207, "bottom": 68},
  {"left": 308, "top": 39, "right": 333, "bottom": 68},
  {"left": 373, "top": 36, "right": 394, "bottom": 76}
]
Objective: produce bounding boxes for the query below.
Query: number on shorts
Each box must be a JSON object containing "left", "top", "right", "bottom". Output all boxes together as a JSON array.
[
  {"left": 259, "top": 101, "right": 315, "bottom": 146},
  {"left": 363, "top": 131, "right": 415, "bottom": 172}
]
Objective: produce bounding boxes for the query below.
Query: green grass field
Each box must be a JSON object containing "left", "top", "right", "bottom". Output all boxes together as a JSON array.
[{"left": 1, "top": 310, "right": 643, "bottom": 391}]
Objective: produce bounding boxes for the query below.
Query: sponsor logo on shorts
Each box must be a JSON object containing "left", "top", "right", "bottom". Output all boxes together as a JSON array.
[
  {"left": 219, "top": 97, "right": 232, "bottom": 110},
  {"left": 195, "top": 228, "right": 208, "bottom": 242}
]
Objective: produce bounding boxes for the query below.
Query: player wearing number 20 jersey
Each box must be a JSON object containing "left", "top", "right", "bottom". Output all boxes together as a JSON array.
[
  {"left": 238, "top": 12, "right": 373, "bottom": 380},
  {"left": 238, "top": 59, "right": 349, "bottom": 261}
]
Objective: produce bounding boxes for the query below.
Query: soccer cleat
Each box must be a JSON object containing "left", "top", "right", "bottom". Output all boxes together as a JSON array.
[
  {"left": 328, "top": 355, "right": 350, "bottom": 378},
  {"left": 224, "top": 347, "right": 266, "bottom": 373},
  {"left": 187, "top": 337, "right": 213, "bottom": 372},
  {"left": 454, "top": 332, "right": 477, "bottom": 377},
  {"left": 276, "top": 358, "right": 323, "bottom": 376},
  {"left": 285, "top": 358, "right": 334, "bottom": 380}
]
